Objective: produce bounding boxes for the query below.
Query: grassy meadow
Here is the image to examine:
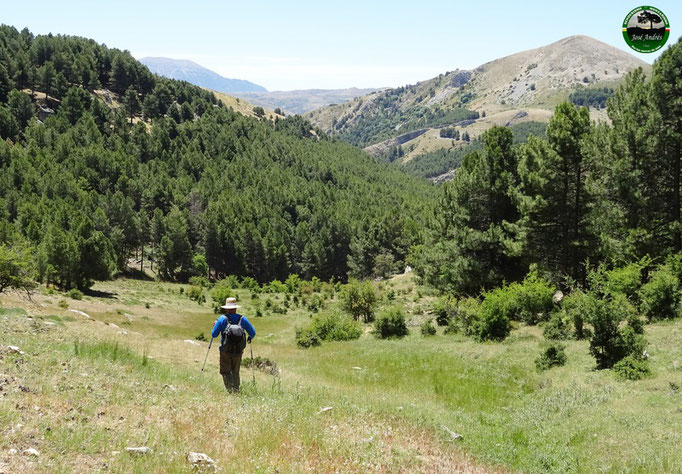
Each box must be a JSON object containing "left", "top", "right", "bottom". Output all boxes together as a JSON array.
[{"left": 1, "top": 273, "right": 681, "bottom": 473}]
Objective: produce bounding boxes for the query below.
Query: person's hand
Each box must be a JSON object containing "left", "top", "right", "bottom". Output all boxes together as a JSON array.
[{"left": 247, "top": 337, "right": 252, "bottom": 344}]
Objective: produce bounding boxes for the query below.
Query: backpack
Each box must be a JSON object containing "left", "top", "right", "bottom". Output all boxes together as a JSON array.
[{"left": 221, "top": 315, "right": 246, "bottom": 354}]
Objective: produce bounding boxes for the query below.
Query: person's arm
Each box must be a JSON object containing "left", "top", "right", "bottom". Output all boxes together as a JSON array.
[
  {"left": 211, "top": 315, "right": 227, "bottom": 339},
  {"left": 240, "top": 316, "right": 256, "bottom": 341}
]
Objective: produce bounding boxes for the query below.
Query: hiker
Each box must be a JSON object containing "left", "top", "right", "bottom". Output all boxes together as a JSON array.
[{"left": 211, "top": 297, "right": 256, "bottom": 392}]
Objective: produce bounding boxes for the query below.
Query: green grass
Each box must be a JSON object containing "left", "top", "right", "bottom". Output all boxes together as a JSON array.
[{"left": 1, "top": 274, "right": 681, "bottom": 472}]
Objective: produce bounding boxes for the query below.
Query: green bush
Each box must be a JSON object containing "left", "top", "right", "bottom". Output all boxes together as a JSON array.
[
  {"left": 535, "top": 343, "right": 567, "bottom": 371},
  {"left": 639, "top": 265, "right": 681, "bottom": 321},
  {"left": 420, "top": 319, "right": 437, "bottom": 336},
  {"left": 511, "top": 273, "right": 555, "bottom": 324},
  {"left": 211, "top": 279, "right": 234, "bottom": 304},
  {"left": 285, "top": 274, "right": 302, "bottom": 294},
  {"left": 295, "top": 310, "right": 362, "bottom": 348},
  {"left": 433, "top": 296, "right": 456, "bottom": 326},
  {"left": 309, "top": 310, "right": 362, "bottom": 342},
  {"left": 240, "top": 276, "right": 260, "bottom": 293},
  {"left": 189, "top": 276, "right": 211, "bottom": 288},
  {"left": 68, "top": 289, "right": 83, "bottom": 300},
  {"left": 444, "top": 297, "right": 480, "bottom": 336},
  {"left": 560, "top": 290, "right": 593, "bottom": 339},
  {"left": 195, "top": 332, "right": 207, "bottom": 342},
  {"left": 340, "top": 279, "right": 378, "bottom": 322},
  {"left": 613, "top": 354, "right": 651, "bottom": 380},
  {"left": 477, "top": 290, "right": 513, "bottom": 341},
  {"left": 187, "top": 285, "right": 203, "bottom": 302},
  {"left": 295, "top": 328, "right": 321, "bottom": 348},
  {"left": 265, "top": 279, "right": 287, "bottom": 293},
  {"left": 543, "top": 313, "right": 572, "bottom": 340},
  {"left": 374, "top": 306, "right": 408, "bottom": 339},
  {"left": 589, "top": 261, "right": 646, "bottom": 301},
  {"left": 306, "top": 294, "right": 324, "bottom": 313},
  {"left": 589, "top": 294, "right": 646, "bottom": 369}
]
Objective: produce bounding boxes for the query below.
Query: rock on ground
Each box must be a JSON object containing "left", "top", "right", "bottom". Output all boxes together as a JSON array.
[
  {"left": 184, "top": 340, "right": 201, "bottom": 346},
  {"left": 125, "top": 446, "right": 152, "bottom": 455},
  {"left": 22, "top": 448, "right": 40, "bottom": 457},
  {"left": 187, "top": 452, "right": 216, "bottom": 470}
]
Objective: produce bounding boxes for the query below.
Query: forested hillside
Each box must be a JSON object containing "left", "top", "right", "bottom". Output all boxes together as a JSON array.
[
  {"left": 0, "top": 25, "right": 436, "bottom": 290},
  {"left": 413, "top": 37, "right": 682, "bottom": 295}
]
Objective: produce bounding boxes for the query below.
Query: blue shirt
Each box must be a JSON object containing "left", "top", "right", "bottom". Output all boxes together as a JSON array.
[{"left": 211, "top": 313, "right": 256, "bottom": 348}]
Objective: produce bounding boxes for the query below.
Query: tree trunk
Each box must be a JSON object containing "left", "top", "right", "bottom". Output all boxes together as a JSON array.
[{"left": 140, "top": 246, "right": 144, "bottom": 273}]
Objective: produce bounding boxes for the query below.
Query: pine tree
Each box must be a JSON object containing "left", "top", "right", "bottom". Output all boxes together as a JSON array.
[
  {"left": 518, "top": 102, "right": 592, "bottom": 282},
  {"left": 123, "top": 87, "right": 141, "bottom": 123}
]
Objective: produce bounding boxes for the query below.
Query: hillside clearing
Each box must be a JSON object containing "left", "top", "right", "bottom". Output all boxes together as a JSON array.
[{"left": 1, "top": 274, "right": 681, "bottom": 472}]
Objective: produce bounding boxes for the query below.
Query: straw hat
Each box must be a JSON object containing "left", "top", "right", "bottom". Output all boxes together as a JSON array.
[{"left": 221, "top": 297, "right": 240, "bottom": 310}]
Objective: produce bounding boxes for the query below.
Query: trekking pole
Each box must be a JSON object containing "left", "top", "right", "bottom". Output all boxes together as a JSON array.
[
  {"left": 201, "top": 337, "right": 214, "bottom": 372},
  {"left": 249, "top": 340, "right": 255, "bottom": 384}
]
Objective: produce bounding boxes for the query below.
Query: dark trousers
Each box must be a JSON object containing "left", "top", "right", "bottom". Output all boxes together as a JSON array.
[{"left": 220, "top": 349, "right": 242, "bottom": 392}]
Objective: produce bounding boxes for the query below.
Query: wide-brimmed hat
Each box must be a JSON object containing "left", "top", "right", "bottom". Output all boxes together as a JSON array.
[{"left": 220, "top": 297, "right": 240, "bottom": 310}]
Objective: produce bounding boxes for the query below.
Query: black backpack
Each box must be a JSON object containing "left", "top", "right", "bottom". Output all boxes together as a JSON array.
[{"left": 221, "top": 315, "right": 246, "bottom": 354}]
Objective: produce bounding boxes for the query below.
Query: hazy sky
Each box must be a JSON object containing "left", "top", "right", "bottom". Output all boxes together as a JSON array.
[{"left": 2, "top": 1, "right": 681, "bottom": 91}]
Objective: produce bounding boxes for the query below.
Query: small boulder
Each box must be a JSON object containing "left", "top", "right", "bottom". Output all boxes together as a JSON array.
[
  {"left": 8, "top": 448, "right": 17, "bottom": 455},
  {"left": 187, "top": 452, "right": 216, "bottom": 470},
  {"left": 7, "top": 346, "right": 25, "bottom": 355},
  {"left": 164, "top": 384, "right": 177, "bottom": 392},
  {"left": 317, "top": 406, "right": 333, "bottom": 415},
  {"left": 184, "top": 340, "right": 201, "bottom": 347},
  {"left": 125, "top": 446, "right": 152, "bottom": 455}
]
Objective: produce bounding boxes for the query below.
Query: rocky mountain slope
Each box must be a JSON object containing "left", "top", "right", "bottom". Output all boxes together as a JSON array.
[{"left": 307, "top": 36, "right": 650, "bottom": 160}]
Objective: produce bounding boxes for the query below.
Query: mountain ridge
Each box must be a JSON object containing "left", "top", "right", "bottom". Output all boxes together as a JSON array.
[
  {"left": 307, "top": 35, "right": 650, "bottom": 162},
  {"left": 140, "top": 56, "right": 267, "bottom": 93}
]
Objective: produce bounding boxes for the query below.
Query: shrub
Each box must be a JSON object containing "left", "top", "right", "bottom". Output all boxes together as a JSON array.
[
  {"left": 420, "top": 319, "right": 437, "bottom": 336},
  {"left": 285, "top": 274, "right": 302, "bottom": 294},
  {"left": 433, "top": 296, "right": 457, "bottom": 326},
  {"left": 295, "top": 328, "right": 321, "bottom": 348},
  {"left": 613, "top": 354, "right": 651, "bottom": 380},
  {"left": 68, "top": 289, "right": 83, "bottom": 300},
  {"left": 195, "top": 332, "right": 207, "bottom": 342},
  {"left": 189, "top": 276, "right": 211, "bottom": 288},
  {"left": 309, "top": 310, "right": 362, "bottom": 342},
  {"left": 340, "top": 279, "right": 378, "bottom": 322},
  {"left": 511, "top": 273, "right": 555, "bottom": 324},
  {"left": 211, "top": 279, "right": 234, "bottom": 304},
  {"left": 374, "top": 307, "right": 408, "bottom": 339},
  {"left": 560, "top": 290, "right": 593, "bottom": 339},
  {"left": 589, "top": 294, "right": 646, "bottom": 369},
  {"left": 187, "top": 285, "right": 203, "bottom": 302},
  {"left": 240, "top": 276, "right": 260, "bottom": 293},
  {"left": 306, "top": 294, "right": 324, "bottom": 313},
  {"left": 543, "top": 313, "right": 572, "bottom": 340},
  {"left": 265, "top": 279, "right": 287, "bottom": 293},
  {"left": 444, "top": 297, "right": 480, "bottom": 336},
  {"left": 639, "top": 265, "right": 681, "bottom": 321},
  {"left": 535, "top": 343, "right": 567, "bottom": 371},
  {"left": 58, "top": 299, "right": 68, "bottom": 309},
  {"left": 477, "top": 289, "right": 513, "bottom": 341}
]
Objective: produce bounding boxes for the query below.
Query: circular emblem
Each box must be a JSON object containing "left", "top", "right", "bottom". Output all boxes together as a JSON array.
[{"left": 622, "top": 6, "right": 670, "bottom": 53}]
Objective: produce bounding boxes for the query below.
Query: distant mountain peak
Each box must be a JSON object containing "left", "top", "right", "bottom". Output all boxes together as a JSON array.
[{"left": 140, "top": 57, "right": 267, "bottom": 93}]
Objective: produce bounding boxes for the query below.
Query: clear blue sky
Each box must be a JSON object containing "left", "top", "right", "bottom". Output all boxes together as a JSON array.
[{"left": 2, "top": 1, "right": 681, "bottom": 91}]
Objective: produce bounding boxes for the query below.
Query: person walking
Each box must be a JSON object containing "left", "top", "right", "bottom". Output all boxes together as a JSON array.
[{"left": 210, "top": 297, "right": 256, "bottom": 392}]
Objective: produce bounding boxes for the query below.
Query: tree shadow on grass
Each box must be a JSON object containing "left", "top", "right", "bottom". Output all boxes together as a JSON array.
[{"left": 84, "top": 288, "right": 118, "bottom": 299}]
